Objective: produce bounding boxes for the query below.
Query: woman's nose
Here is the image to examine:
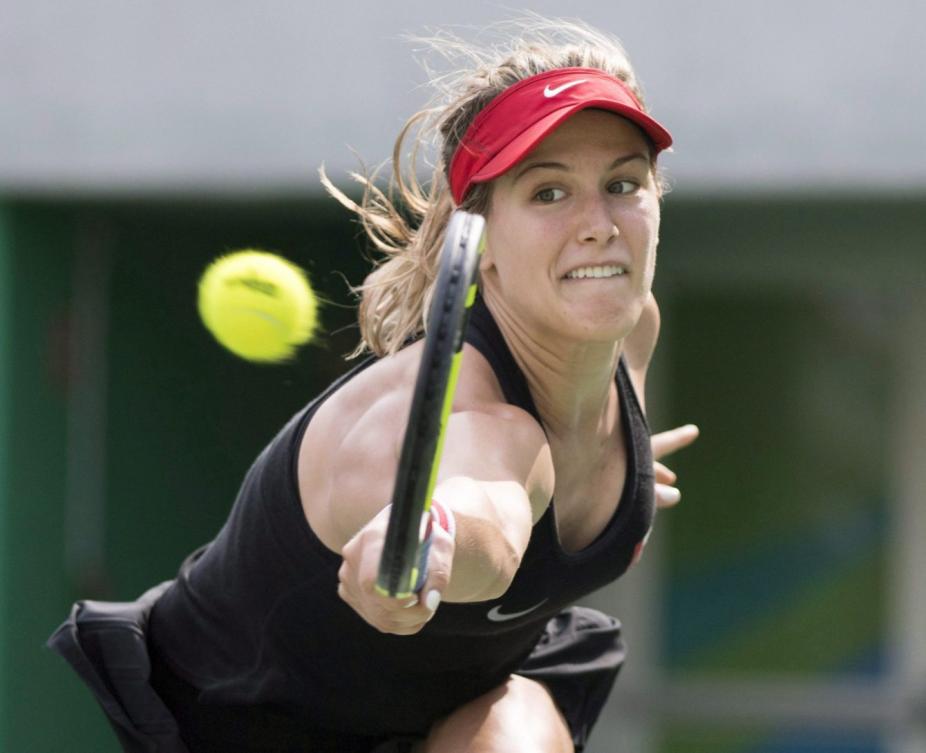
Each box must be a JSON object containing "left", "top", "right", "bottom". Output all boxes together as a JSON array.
[{"left": 578, "top": 194, "right": 619, "bottom": 245}]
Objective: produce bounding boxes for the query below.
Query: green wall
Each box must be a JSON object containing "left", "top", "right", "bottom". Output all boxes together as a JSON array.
[
  {"left": 650, "top": 196, "right": 923, "bottom": 753},
  {"left": 0, "top": 205, "right": 79, "bottom": 750},
  {"left": 0, "top": 206, "right": 10, "bottom": 746}
]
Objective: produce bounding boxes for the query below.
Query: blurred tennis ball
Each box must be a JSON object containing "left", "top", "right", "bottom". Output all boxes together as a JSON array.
[{"left": 197, "top": 250, "right": 318, "bottom": 363}]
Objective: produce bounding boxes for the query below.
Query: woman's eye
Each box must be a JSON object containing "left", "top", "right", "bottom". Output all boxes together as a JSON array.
[
  {"left": 609, "top": 180, "right": 639, "bottom": 195},
  {"left": 535, "top": 187, "right": 565, "bottom": 203}
]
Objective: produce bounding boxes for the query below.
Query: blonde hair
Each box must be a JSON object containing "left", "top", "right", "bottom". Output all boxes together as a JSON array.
[{"left": 321, "top": 15, "right": 664, "bottom": 358}]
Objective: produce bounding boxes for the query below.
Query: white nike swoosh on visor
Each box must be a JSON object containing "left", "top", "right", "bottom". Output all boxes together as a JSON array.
[
  {"left": 543, "top": 80, "right": 588, "bottom": 98},
  {"left": 486, "top": 599, "right": 548, "bottom": 622}
]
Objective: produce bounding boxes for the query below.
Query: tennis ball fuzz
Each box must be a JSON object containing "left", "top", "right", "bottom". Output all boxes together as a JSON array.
[{"left": 198, "top": 250, "right": 318, "bottom": 363}]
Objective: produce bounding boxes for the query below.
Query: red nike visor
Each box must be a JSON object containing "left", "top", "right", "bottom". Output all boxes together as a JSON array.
[{"left": 449, "top": 67, "right": 673, "bottom": 204}]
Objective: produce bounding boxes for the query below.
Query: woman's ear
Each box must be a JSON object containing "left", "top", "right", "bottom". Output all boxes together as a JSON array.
[
  {"left": 479, "top": 214, "right": 496, "bottom": 273},
  {"left": 479, "top": 242, "right": 495, "bottom": 272}
]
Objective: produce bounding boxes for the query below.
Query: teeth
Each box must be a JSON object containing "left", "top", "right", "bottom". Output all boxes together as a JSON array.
[{"left": 565, "top": 265, "right": 627, "bottom": 279}]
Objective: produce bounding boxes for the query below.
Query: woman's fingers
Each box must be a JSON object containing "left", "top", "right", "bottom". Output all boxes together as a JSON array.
[
  {"left": 652, "top": 427, "right": 697, "bottom": 509},
  {"left": 338, "top": 508, "right": 453, "bottom": 636},
  {"left": 655, "top": 483, "right": 681, "bottom": 508},
  {"left": 651, "top": 424, "right": 699, "bottom": 461},
  {"left": 654, "top": 461, "right": 676, "bottom": 484}
]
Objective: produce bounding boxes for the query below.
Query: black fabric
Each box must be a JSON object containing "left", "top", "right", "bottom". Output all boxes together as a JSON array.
[
  {"left": 148, "top": 657, "right": 416, "bottom": 753},
  {"left": 53, "top": 294, "right": 653, "bottom": 751},
  {"left": 147, "top": 604, "right": 621, "bottom": 753},
  {"left": 49, "top": 585, "right": 620, "bottom": 753},
  {"left": 517, "top": 607, "right": 625, "bottom": 752},
  {"left": 46, "top": 581, "right": 188, "bottom": 753}
]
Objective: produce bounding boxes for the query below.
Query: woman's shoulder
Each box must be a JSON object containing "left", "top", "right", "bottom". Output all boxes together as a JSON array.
[
  {"left": 295, "top": 345, "right": 419, "bottom": 550},
  {"left": 305, "top": 338, "right": 527, "bottom": 463},
  {"left": 298, "top": 340, "right": 542, "bottom": 550},
  {"left": 300, "top": 344, "right": 423, "bottom": 469},
  {"left": 322, "top": 344, "right": 423, "bottom": 421}
]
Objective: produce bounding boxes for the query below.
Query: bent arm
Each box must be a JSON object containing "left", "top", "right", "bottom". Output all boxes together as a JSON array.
[
  {"left": 622, "top": 293, "right": 702, "bottom": 507},
  {"left": 623, "top": 292, "right": 660, "bottom": 402},
  {"left": 306, "top": 392, "right": 551, "bottom": 607}
]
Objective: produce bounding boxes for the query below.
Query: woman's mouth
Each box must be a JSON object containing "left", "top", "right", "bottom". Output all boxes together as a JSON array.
[{"left": 563, "top": 264, "right": 629, "bottom": 280}]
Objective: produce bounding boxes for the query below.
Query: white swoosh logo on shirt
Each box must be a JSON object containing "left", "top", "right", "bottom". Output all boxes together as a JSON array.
[
  {"left": 486, "top": 599, "right": 548, "bottom": 622},
  {"left": 543, "top": 80, "right": 588, "bottom": 98}
]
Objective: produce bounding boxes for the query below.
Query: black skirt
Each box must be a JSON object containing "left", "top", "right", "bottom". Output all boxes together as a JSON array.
[{"left": 48, "top": 587, "right": 624, "bottom": 753}]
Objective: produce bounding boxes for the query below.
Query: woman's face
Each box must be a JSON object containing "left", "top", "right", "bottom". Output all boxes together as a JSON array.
[{"left": 481, "top": 109, "right": 661, "bottom": 345}]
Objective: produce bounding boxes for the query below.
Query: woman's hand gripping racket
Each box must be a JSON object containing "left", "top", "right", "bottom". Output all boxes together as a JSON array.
[{"left": 375, "top": 210, "right": 486, "bottom": 600}]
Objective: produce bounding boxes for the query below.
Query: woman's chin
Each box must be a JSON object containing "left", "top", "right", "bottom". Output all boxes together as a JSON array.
[{"left": 559, "top": 299, "right": 642, "bottom": 342}]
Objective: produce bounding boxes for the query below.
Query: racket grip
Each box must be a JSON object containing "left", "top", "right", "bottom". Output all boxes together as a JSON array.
[{"left": 412, "top": 502, "right": 456, "bottom": 593}]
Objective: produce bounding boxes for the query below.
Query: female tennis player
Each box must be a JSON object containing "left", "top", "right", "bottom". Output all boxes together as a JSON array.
[{"left": 50, "top": 16, "right": 698, "bottom": 753}]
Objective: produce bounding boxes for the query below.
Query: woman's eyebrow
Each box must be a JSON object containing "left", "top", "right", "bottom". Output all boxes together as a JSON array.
[
  {"left": 513, "top": 160, "right": 569, "bottom": 181},
  {"left": 609, "top": 152, "right": 650, "bottom": 168},
  {"left": 513, "top": 152, "right": 650, "bottom": 182}
]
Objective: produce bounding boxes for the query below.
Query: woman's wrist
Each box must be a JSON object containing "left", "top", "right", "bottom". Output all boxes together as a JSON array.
[{"left": 430, "top": 500, "right": 457, "bottom": 540}]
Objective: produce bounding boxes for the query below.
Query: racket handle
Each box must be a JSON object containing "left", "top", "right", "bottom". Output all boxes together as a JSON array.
[{"left": 412, "top": 502, "right": 456, "bottom": 593}]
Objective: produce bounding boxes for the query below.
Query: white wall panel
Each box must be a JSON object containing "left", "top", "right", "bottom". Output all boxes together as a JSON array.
[{"left": 2, "top": 0, "right": 923, "bottom": 193}]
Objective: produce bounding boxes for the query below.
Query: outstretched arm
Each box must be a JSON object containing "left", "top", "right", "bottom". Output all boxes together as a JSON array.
[{"left": 302, "top": 364, "right": 552, "bottom": 635}]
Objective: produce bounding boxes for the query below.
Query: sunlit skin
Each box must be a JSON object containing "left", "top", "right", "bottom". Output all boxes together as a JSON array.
[{"left": 479, "top": 109, "right": 661, "bottom": 444}]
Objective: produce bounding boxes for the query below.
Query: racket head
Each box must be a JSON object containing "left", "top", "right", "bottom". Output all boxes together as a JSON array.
[{"left": 376, "top": 210, "right": 486, "bottom": 598}]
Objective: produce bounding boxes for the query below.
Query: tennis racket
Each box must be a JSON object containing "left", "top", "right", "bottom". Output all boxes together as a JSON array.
[{"left": 375, "top": 210, "right": 486, "bottom": 599}]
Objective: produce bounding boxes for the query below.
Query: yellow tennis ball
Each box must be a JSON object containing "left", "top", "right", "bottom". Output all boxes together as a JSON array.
[{"left": 197, "top": 250, "right": 318, "bottom": 363}]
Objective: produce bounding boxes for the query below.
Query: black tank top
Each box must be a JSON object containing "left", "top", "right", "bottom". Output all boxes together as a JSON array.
[{"left": 148, "top": 296, "right": 655, "bottom": 737}]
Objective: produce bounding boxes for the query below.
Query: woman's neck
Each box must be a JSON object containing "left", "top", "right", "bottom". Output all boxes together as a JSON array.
[{"left": 483, "top": 292, "right": 622, "bottom": 446}]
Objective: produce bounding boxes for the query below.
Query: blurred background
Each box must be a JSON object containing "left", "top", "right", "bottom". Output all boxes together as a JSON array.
[{"left": 2, "top": 1, "right": 924, "bottom": 751}]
